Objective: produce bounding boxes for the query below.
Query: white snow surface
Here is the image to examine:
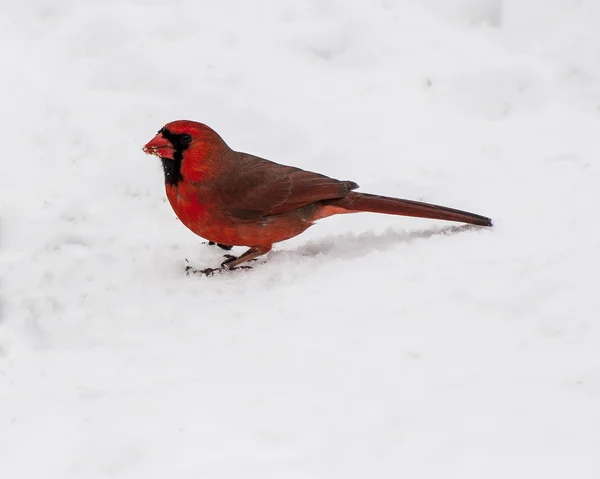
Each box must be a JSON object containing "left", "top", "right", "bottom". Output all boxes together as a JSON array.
[{"left": 2, "top": 0, "right": 600, "bottom": 477}]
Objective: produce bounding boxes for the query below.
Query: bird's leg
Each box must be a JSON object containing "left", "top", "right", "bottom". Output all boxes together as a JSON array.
[
  {"left": 220, "top": 254, "right": 257, "bottom": 264},
  {"left": 185, "top": 246, "right": 271, "bottom": 276},
  {"left": 221, "top": 246, "right": 271, "bottom": 270}
]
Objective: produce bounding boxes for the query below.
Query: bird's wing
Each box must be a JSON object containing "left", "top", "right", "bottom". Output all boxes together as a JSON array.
[{"left": 216, "top": 153, "right": 358, "bottom": 220}]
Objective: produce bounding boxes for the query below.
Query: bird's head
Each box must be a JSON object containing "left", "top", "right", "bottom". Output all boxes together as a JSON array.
[{"left": 143, "top": 120, "right": 228, "bottom": 186}]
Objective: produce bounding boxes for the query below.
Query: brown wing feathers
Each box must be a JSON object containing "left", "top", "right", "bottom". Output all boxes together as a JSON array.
[{"left": 220, "top": 153, "right": 356, "bottom": 219}]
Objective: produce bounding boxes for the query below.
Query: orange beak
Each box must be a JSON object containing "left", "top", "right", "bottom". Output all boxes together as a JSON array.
[{"left": 143, "top": 133, "right": 175, "bottom": 160}]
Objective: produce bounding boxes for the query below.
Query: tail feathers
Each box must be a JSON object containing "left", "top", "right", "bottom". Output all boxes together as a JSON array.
[{"left": 331, "top": 192, "right": 492, "bottom": 227}]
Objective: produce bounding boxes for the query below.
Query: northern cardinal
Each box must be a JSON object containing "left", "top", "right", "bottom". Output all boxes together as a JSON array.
[{"left": 144, "top": 120, "right": 492, "bottom": 274}]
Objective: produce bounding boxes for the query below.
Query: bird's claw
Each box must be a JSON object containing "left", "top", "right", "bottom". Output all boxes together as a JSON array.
[
  {"left": 204, "top": 241, "right": 233, "bottom": 251},
  {"left": 184, "top": 258, "right": 251, "bottom": 276},
  {"left": 185, "top": 259, "right": 207, "bottom": 276},
  {"left": 200, "top": 267, "right": 221, "bottom": 276},
  {"left": 185, "top": 264, "right": 220, "bottom": 276}
]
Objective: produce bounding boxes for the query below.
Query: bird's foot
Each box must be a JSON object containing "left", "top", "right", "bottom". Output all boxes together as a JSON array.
[
  {"left": 204, "top": 241, "right": 233, "bottom": 251},
  {"left": 185, "top": 259, "right": 219, "bottom": 276},
  {"left": 184, "top": 259, "right": 251, "bottom": 276}
]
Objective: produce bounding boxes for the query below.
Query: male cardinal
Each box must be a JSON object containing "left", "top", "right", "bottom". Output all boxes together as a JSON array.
[{"left": 144, "top": 120, "right": 492, "bottom": 274}]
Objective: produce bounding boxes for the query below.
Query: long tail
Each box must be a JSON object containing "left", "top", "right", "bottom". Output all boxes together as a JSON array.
[{"left": 329, "top": 192, "right": 492, "bottom": 227}]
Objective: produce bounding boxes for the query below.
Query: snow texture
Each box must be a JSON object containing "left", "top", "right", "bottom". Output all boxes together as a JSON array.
[{"left": 1, "top": 0, "right": 599, "bottom": 477}]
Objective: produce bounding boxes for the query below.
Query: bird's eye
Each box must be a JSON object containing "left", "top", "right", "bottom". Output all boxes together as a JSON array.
[{"left": 180, "top": 134, "right": 192, "bottom": 145}]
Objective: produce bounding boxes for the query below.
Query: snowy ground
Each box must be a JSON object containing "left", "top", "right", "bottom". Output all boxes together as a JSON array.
[{"left": 2, "top": 0, "right": 600, "bottom": 477}]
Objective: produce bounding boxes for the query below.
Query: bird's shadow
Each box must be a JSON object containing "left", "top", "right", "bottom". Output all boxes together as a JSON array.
[{"left": 293, "top": 224, "right": 483, "bottom": 260}]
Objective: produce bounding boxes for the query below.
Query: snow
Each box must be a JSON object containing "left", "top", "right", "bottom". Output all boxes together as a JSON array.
[{"left": 1, "top": 0, "right": 599, "bottom": 477}]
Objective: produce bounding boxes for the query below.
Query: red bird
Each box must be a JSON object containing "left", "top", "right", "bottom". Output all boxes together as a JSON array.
[{"left": 144, "top": 120, "right": 492, "bottom": 274}]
